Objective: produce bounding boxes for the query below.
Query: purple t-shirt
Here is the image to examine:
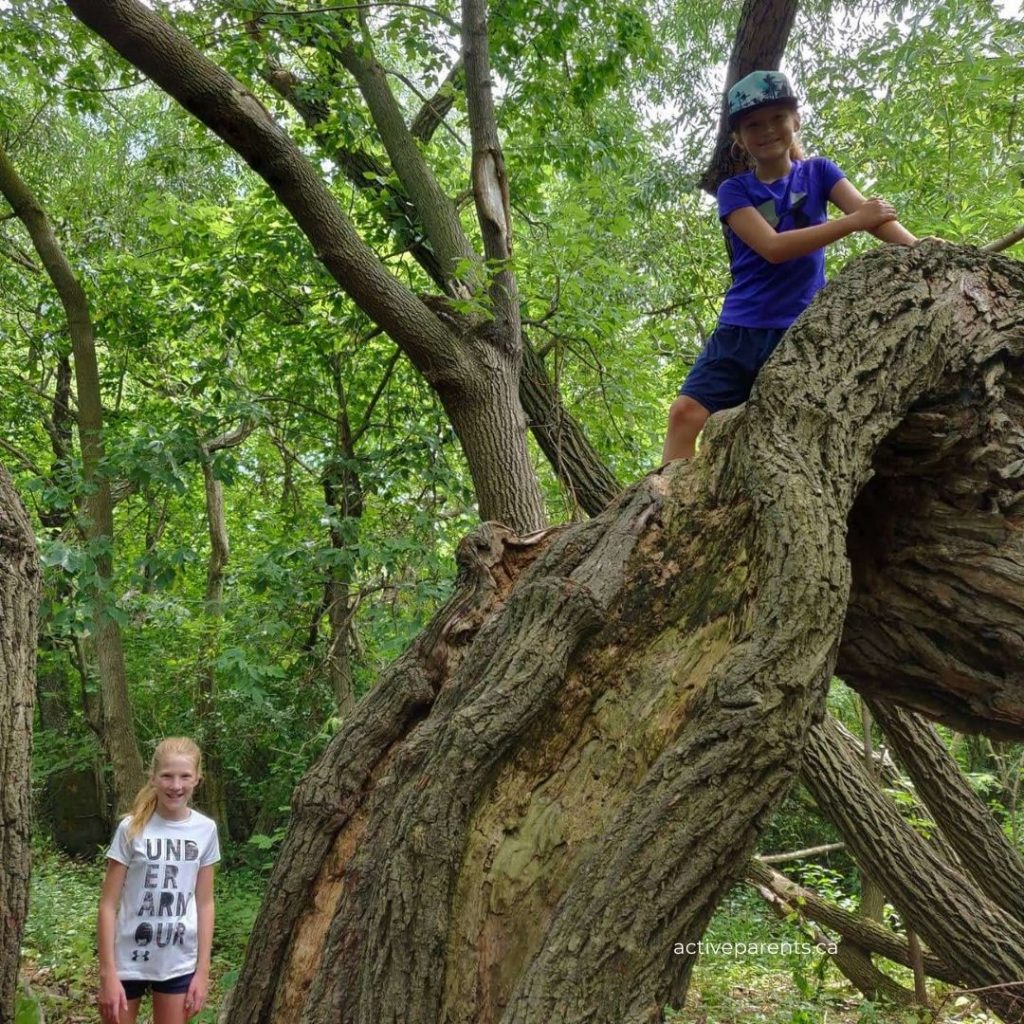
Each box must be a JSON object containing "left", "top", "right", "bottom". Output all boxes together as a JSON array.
[{"left": 717, "top": 157, "right": 846, "bottom": 328}]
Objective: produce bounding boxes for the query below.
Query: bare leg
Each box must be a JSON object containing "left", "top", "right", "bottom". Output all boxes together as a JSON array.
[
  {"left": 118, "top": 998, "right": 141, "bottom": 1024},
  {"left": 153, "top": 991, "right": 188, "bottom": 1023},
  {"left": 662, "top": 395, "right": 711, "bottom": 463}
]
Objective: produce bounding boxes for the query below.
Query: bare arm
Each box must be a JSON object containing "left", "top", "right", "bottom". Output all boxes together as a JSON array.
[
  {"left": 726, "top": 195, "right": 898, "bottom": 264},
  {"left": 97, "top": 860, "right": 128, "bottom": 1023},
  {"left": 185, "top": 865, "right": 216, "bottom": 1018},
  {"left": 828, "top": 177, "right": 917, "bottom": 245}
]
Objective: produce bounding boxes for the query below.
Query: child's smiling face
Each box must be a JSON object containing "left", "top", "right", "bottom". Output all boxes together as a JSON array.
[
  {"left": 153, "top": 753, "right": 199, "bottom": 819},
  {"left": 734, "top": 104, "right": 800, "bottom": 162}
]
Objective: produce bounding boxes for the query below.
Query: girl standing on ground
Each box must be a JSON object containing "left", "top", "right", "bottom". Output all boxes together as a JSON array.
[
  {"left": 97, "top": 737, "right": 220, "bottom": 1024},
  {"left": 662, "top": 69, "right": 919, "bottom": 463}
]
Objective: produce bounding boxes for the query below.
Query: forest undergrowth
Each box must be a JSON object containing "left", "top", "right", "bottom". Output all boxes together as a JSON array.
[{"left": 17, "top": 842, "right": 999, "bottom": 1024}]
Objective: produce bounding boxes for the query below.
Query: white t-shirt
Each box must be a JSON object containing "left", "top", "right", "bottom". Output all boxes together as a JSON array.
[{"left": 106, "top": 809, "right": 220, "bottom": 980}]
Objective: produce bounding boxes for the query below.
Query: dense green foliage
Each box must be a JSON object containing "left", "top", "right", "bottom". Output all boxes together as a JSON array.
[{"left": 2, "top": 0, "right": 1023, "bottom": 1017}]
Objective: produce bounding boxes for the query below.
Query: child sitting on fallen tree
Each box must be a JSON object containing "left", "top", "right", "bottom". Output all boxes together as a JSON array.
[{"left": 662, "top": 69, "right": 918, "bottom": 463}]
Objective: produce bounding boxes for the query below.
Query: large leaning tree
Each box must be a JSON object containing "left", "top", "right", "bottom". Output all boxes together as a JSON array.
[{"left": 22, "top": 0, "right": 1020, "bottom": 1020}]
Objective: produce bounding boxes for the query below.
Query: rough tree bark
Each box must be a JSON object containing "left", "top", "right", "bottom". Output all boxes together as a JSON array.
[
  {"left": 866, "top": 696, "right": 1024, "bottom": 925},
  {"left": 207, "top": 243, "right": 1024, "bottom": 1024},
  {"left": 803, "top": 716, "right": 1024, "bottom": 1021},
  {"left": 0, "top": 463, "right": 39, "bottom": 1024},
  {"left": 0, "top": 142, "right": 146, "bottom": 809}
]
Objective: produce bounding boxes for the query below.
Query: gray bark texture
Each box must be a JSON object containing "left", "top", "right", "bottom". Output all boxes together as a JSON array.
[
  {"left": 212, "top": 243, "right": 1024, "bottom": 1024},
  {"left": 867, "top": 696, "right": 1024, "bottom": 925},
  {"left": 803, "top": 716, "right": 1024, "bottom": 1021},
  {"left": 0, "top": 463, "right": 39, "bottom": 1024}
]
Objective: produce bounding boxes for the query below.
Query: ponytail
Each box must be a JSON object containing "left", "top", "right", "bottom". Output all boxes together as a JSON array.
[
  {"left": 126, "top": 783, "right": 159, "bottom": 840},
  {"left": 125, "top": 736, "right": 203, "bottom": 840}
]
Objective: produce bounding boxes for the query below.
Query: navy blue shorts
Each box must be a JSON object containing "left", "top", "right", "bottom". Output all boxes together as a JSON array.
[
  {"left": 121, "top": 972, "right": 194, "bottom": 1000},
  {"left": 678, "top": 323, "right": 787, "bottom": 413}
]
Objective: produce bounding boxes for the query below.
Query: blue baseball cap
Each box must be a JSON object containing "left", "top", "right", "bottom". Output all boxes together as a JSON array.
[{"left": 727, "top": 70, "right": 798, "bottom": 129}]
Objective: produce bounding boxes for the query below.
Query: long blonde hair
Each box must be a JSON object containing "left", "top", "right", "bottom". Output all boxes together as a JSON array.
[{"left": 126, "top": 737, "right": 203, "bottom": 840}]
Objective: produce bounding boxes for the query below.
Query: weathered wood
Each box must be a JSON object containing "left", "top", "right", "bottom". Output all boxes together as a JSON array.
[{"left": 216, "top": 244, "right": 1024, "bottom": 1024}]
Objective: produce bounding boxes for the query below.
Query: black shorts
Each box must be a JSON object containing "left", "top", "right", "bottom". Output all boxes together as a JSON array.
[
  {"left": 121, "top": 972, "right": 194, "bottom": 1000},
  {"left": 678, "top": 322, "right": 787, "bottom": 413}
]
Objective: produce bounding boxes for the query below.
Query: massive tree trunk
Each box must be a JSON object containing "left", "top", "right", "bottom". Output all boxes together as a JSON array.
[
  {"left": 0, "top": 463, "right": 39, "bottom": 1023},
  {"left": 211, "top": 243, "right": 1024, "bottom": 1024},
  {"left": 0, "top": 142, "right": 146, "bottom": 809}
]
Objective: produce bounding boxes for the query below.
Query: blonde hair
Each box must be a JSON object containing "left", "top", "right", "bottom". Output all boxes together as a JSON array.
[{"left": 126, "top": 737, "right": 203, "bottom": 840}]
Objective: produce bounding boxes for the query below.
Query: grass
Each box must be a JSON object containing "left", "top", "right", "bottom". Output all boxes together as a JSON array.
[
  {"left": 667, "top": 886, "right": 1000, "bottom": 1024},
  {"left": 18, "top": 846, "right": 1003, "bottom": 1024},
  {"left": 18, "top": 840, "right": 264, "bottom": 1024}
]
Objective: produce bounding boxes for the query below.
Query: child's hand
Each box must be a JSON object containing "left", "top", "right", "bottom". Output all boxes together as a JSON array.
[
  {"left": 185, "top": 972, "right": 209, "bottom": 1018},
  {"left": 853, "top": 197, "right": 898, "bottom": 231},
  {"left": 97, "top": 976, "right": 128, "bottom": 1023}
]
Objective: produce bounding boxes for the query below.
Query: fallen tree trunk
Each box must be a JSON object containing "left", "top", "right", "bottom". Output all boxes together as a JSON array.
[
  {"left": 745, "top": 859, "right": 961, "bottom": 985},
  {"left": 867, "top": 696, "right": 1024, "bottom": 926},
  {"left": 216, "top": 242, "right": 1024, "bottom": 1024},
  {"left": 802, "top": 716, "right": 1024, "bottom": 1021}
]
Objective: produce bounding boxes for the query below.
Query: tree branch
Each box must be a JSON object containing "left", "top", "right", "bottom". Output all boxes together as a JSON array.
[
  {"left": 461, "top": 0, "right": 519, "bottom": 349},
  {"left": 698, "top": 0, "right": 800, "bottom": 196},
  {"left": 260, "top": 56, "right": 449, "bottom": 290},
  {"left": 982, "top": 223, "right": 1024, "bottom": 253},
  {"left": 326, "top": 29, "right": 480, "bottom": 293},
  {"left": 410, "top": 59, "right": 464, "bottom": 143},
  {"left": 745, "top": 858, "right": 960, "bottom": 984},
  {"left": 65, "top": 0, "right": 470, "bottom": 389}
]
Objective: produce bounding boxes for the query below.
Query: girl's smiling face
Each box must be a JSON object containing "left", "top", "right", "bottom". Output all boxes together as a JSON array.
[
  {"left": 153, "top": 753, "right": 199, "bottom": 819},
  {"left": 734, "top": 104, "right": 800, "bottom": 162}
]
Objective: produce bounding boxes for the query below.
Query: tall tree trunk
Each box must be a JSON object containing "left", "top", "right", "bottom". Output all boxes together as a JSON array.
[
  {"left": 0, "top": 143, "right": 145, "bottom": 809},
  {"left": 802, "top": 716, "right": 1024, "bottom": 1021},
  {"left": 699, "top": 0, "right": 801, "bottom": 195},
  {"left": 197, "top": 455, "right": 232, "bottom": 840},
  {"left": 260, "top": 46, "right": 622, "bottom": 517},
  {"left": 867, "top": 696, "right": 1024, "bottom": 925},
  {"left": 0, "top": 463, "right": 40, "bottom": 1023},
  {"left": 320, "top": 355, "right": 366, "bottom": 715},
  {"left": 213, "top": 244, "right": 1024, "bottom": 1024}
]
